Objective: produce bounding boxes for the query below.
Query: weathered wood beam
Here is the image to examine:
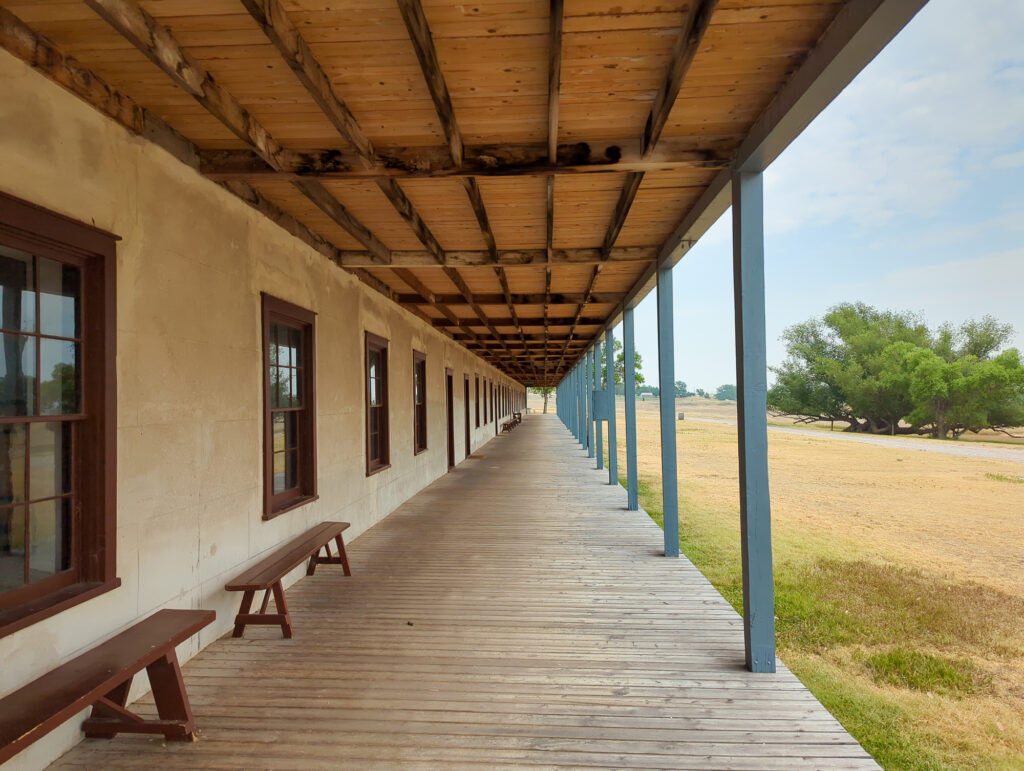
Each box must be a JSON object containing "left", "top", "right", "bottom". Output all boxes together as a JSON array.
[
  {"left": 547, "top": 0, "right": 564, "bottom": 166},
  {"left": 341, "top": 246, "right": 655, "bottom": 268},
  {"left": 601, "top": 171, "right": 645, "bottom": 260},
  {"left": 443, "top": 267, "right": 522, "bottom": 373},
  {"left": 197, "top": 140, "right": 729, "bottom": 182},
  {"left": 556, "top": 265, "right": 603, "bottom": 371},
  {"left": 82, "top": 0, "right": 390, "bottom": 263},
  {"left": 434, "top": 315, "right": 604, "bottom": 329},
  {"left": 395, "top": 291, "right": 623, "bottom": 306},
  {"left": 397, "top": 0, "right": 464, "bottom": 167},
  {"left": 239, "top": 0, "right": 444, "bottom": 265},
  {"left": 643, "top": 0, "right": 719, "bottom": 158}
]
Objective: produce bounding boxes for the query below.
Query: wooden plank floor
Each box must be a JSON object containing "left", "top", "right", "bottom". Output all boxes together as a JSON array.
[{"left": 50, "top": 415, "right": 879, "bottom": 771}]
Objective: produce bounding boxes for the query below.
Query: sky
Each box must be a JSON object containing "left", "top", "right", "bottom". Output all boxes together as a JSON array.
[{"left": 627, "top": 0, "right": 1024, "bottom": 392}]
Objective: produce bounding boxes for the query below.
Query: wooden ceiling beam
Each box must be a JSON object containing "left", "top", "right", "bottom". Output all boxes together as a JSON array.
[
  {"left": 435, "top": 315, "right": 605, "bottom": 329},
  {"left": 394, "top": 291, "right": 623, "bottom": 306},
  {"left": 643, "top": 0, "right": 720, "bottom": 158},
  {"left": 546, "top": 0, "right": 564, "bottom": 382},
  {"left": 443, "top": 267, "right": 523, "bottom": 373},
  {"left": 342, "top": 246, "right": 654, "bottom": 268},
  {"left": 241, "top": 0, "right": 445, "bottom": 265},
  {"left": 197, "top": 141, "right": 729, "bottom": 182},
  {"left": 82, "top": 0, "right": 392, "bottom": 264}
]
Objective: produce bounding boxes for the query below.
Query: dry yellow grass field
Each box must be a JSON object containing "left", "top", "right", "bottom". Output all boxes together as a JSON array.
[{"left": 528, "top": 392, "right": 1024, "bottom": 768}]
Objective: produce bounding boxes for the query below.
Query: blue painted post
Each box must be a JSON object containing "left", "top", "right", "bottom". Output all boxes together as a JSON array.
[
  {"left": 577, "top": 361, "right": 585, "bottom": 446},
  {"left": 586, "top": 349, "right": 595, "bottom": 457},
  {"left": 733, "top": 170, "right": 776, "bottom": 674},
  {"left": 595, "top": 343, "right": 604, "bottom": 470},
  {"left": 573, "top": 364, "right": 581, "bottom": 443},
  {"left": 623, "top": 308, "right": 639, "bottom": 510},
  {"left": 657, "top": 263, "right": 679, "bottom": 557},
  {"left": 605, "top": 328, "right": 618, "bottom": 486}
]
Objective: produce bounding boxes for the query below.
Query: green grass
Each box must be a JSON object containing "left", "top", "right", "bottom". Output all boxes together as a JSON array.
[
  {"left": 631, "top": 473, "right": 1024, "bottom": 771},
  {"left": 864, "top": 648, "right": 985, "bottom": 696},
  {"left": 986, "top": 472, "right": 1024, "bottom": 484}
]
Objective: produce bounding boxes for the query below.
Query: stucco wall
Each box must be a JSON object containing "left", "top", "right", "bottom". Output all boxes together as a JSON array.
[{"left": 0, "top": 50, "right": 522, "bottom": 771}]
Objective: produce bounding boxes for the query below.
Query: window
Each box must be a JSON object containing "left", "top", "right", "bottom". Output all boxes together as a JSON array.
[
  {"left": 474, "top": 376, "right": 480, "bottom": 427},
  {"left": 262, "top": 294, "right": 316, "bottom": 519},
  {"left": 365, "top": 332, "right": 390, "bottom": 474},
  {"left": 0, "top": 192, "right": 116, "bottom": 634},
  {"left": 413, "top": 351, "right": 427, "bottom": 454}
]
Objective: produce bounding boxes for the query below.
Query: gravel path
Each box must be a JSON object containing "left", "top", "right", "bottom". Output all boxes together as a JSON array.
[{"left": 687, "top": 417, "right": 1024, "bottom": 465}]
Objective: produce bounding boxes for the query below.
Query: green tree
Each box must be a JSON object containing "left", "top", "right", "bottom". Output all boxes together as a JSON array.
[
  {"left": 529, "top": 386, "right": 554, "bottom": 413},
  {"left": 715, "top": 384, "right": 737, "bottom": 401},
  {"left": 601, "top": 339, "right": 644, "bottom": 387},
  {"left": 768, "top": 303, "right": 1024, "bottom": 438},
  {"left": 674, "top": 380, "right": 691, "bottom": 398}
]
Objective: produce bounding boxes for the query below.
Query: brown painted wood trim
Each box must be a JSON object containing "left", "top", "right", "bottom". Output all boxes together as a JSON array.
[
  {"left": 412, "top": 350, "right": 428, "bottom": 455},
  {"left": 365, "top": 331, "right": 390, "bottom": 475},
  {"left": 0, "top": 190, "right": 118, "bottom": 630},
  {"left": 261, "top": 293, "right": 317, "bottom": 519},
  {"left": 0, "top": 579, "right": 121, "bottom": 641}
]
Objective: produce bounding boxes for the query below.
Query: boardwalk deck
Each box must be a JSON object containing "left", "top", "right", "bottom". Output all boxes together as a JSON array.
[{"left": 50, "top": 415, "right": 878, "bottom": 771}]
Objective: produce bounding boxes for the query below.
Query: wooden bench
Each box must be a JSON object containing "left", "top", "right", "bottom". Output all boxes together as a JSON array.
[
  {"left": 0, "top": 608, "right": 214, "bottom": 764},
  {"left": 225, "top": 521, "right": 351, "bottom": 639},
  {"left": 501, "top": 412, "right": 523, "bottom": 432}
]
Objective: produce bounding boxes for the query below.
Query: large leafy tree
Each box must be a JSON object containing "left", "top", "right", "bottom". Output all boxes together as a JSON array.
[
  {"left": 600, "top": 338, "right": 644, "bottom": 387},
  {"left": 768, "top": 304, "right": 1024, "bottom": 438}
]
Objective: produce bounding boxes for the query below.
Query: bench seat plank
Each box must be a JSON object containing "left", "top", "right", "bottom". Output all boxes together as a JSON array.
[
  {"left": 0, "top": 609, "right": 214, "bottom": 765},
  {"left": 225, "top": 521, "right": 350, "bottom": 591}
]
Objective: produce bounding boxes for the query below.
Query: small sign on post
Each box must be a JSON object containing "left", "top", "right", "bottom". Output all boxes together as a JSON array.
[{"left": 593, "top": 389, "right": 613, "bottom": 421}]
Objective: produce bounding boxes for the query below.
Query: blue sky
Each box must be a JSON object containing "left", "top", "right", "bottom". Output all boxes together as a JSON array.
[{"left": 627, "top": 0, "right": 1024, "bottom": 391}]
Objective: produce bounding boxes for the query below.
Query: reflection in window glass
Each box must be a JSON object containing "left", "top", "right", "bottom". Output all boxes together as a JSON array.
[
  {"left": 28, "top": 498, "right": 71, "bottom": 582},
  {"left": 29, "top": 422, "right": 71, "bottom": 501},
  {"left": 39, "top": 338, "right": 78, "bottom": 415},
  {"left": 0, "top": 506, "right": 26, "bottom": 592},
  {"left": 0, "top": 424, "right": 27, "bottom": 505},
  {"left": 0, "top": 247, "right": 35, "bottom": 333},
  {"left": 37, "top": 257, "right": 79, "bottom": 338},
  {"left": 0, "top": 333, "right": 36, "bottom": 416}
]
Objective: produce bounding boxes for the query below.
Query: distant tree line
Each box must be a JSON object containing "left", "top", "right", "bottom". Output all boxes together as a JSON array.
[{"left": 768, "top": 303, "right": 1024, "bottom": 439}]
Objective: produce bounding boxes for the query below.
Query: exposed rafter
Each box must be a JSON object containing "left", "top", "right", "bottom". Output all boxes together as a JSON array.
[
  {"left": 545, "top": 0, "right": 564, "bottom": 383},
  {"left": 434, "top": 315, "right": 605, "bottom": 329},
  {"left": 395, "top": 291, "right": 623, "bottom": 306},
  {"left": 643, "top": 0, "right": 720, "bottom": 158},
  {"left": 81, "top": 0, "right": 393, "bottom": 265},
  {"left": 197, "top": 141, "right": 729, "bottom": 182},
  {"left": 340, "top": 246, "right": 655, "bottom": 268}
]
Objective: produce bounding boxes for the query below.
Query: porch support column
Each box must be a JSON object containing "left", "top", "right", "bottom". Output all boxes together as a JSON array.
[
  {"left": 574, "top": 364, "right": 582, "bottom": 443},
  {"left": 578, "top": 360, "right": 586, "bottom": 446},
  {"left": 605, "top": 327, "right": 618, "bottom": 485},
  {"left": 586, "top": 349, "right": 595, "bottom": 457},
  {"left": 657, "top": 263, "right": 679, "bottom": 557},
  {"left": 732, "top": 170, "right": 776, "bottom": 673},
  {"left": 623, "top": 308, "right": 639, "bottom": 510},
  {"left": 595, "top": 342, "right": 604, "bottom": 470}
]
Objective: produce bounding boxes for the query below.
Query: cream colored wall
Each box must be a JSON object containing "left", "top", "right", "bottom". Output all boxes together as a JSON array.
[{"left": 0, "top": 50, "right": 522, "bottom": 771}]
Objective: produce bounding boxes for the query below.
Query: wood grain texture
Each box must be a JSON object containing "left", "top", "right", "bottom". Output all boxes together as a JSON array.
[{"left": 48, "top": 417, "right": 878, "bottom": 771}]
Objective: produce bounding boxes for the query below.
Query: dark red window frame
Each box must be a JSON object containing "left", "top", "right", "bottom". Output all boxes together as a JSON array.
[
  {"left": 0, "top": 191, "right": 118, "bottom": 638},
  {"left": 365, "top": 332, "right": 390, "bottom": 474},
  {"left": 474, "top": 375, "right": 480, "bottom": 428},
  {"left": 261, "top": 293, "right": 317, "bottom": 520},
  {"left": 413, "top": 350, "right": 427, "bottom": 455}
]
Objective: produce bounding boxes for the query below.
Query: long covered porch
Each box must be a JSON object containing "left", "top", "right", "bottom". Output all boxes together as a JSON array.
[{"left": 50, "top": 415, "right": 877, "bottom": 771}]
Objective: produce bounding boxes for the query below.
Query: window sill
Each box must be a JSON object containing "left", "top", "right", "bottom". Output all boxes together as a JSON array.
[
  {"left": 366, "top": 462, "right": 392, "bottom": 477},
  {"left": 413, "top": 447, "right": 428, "bottom": 456},
  {"left": 0, "top": 579, "right": 121, "bottom": 641},
  {"left": 263, "top": 494, "right": 319, "bottom": 521}
]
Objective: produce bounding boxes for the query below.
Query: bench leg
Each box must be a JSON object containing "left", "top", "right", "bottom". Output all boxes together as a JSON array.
[
  {"left": 335, "top": 534, "right": 352, "bottom": 576},
  {"left": 81, "top": 652, "right": 196, "bottom": 742},
  {"left": 232, "top": 589, "right": 256, "bottom": 638},
  {"left": 271, "top": 580, "right": 293, "bottom": 639}
]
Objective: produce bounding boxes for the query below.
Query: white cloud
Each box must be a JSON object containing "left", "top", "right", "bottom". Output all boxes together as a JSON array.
[
  {"left": 763, "top": 0, "right": 1024, "bottom": 235},
  {"left": 992, "top": 149, "right": 1024, "bottom": 169}
]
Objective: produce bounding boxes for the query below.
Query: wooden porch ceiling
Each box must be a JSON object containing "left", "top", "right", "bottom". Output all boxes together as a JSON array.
[{"left": 0, "top": 0, "right": 848, "bottom": 385}]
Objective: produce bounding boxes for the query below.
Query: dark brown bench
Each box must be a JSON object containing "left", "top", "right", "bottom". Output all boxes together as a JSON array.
[
  {"left": 0, "top": 608, "right": 214, "bottom": 764},
  {"left": 225, "top": 521, "right": 351, "bottom": 639},
  {"left": 501, "top": 412, "right": 523, "bottom": 432}
]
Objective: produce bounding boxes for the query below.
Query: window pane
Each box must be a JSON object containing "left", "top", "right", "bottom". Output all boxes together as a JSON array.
[
  {"left": 369, "top": 407, "right": 379, "bottom": 434},
  {"left": 39, "top": 338, "right": 78, "bottom": 414},
  {"left": 0, "top": 506, "right": 26, "bottom": 592},
  {"left": 275, "top": 324, "right": 290, "bottom": 367},
  {"left": 285, "top": 450, "right": 298, "bottom": 490},
  {"left": 0, "top": 333, "right": 36, "bottom": 416},
  {"left": 0, "top": 424, "right": 26, "bottom": 505},
  {"left": 273, "top": 450, "right": 286, "bottom": 494},
  {"left": 285, "top": 411, "right": 298, "bottom": 451},
  {"left": 271, "top": 366, "right": 287, "bottom": 408},
  {"left": 272, "top": 412, "right": 285, "bottom": 453},
  {"left": 370, "top": 431, "right": 379, "bottom": 462},
  {"left": 29, "top": 422, "right": 71, "bottom": 501},
  {"left": 0, "top": 247, "right": 35, "bottom": 333},
  {"left": 28, "top": 497, "right": 71, "bottom": 582},
  {"left": 290, "top": 328, "right": 302, "bottom": 368},
  {"left": 37, "top": 258, "right": 79, "bottom": 338},
  {"left": 290, "top": 368, "right": 302, "bottom": 408}
]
